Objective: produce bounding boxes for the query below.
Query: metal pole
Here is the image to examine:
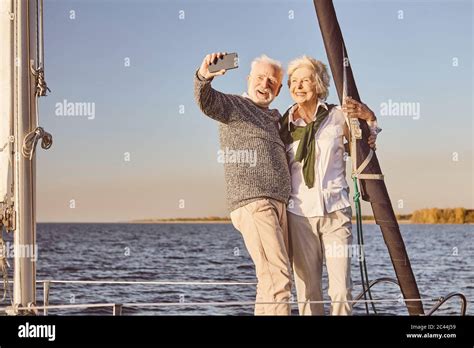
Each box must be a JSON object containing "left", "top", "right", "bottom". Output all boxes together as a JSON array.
[
  {"left": 12, "top": 0, "right": 38, "bottom": 314},
  {"left": 0, "top": 0, "right": 14, "bottom": 206},
  {"left": 43, "top": 280, "right": 50, "bottom": 316},
  {"left": 113, "top": 304, "right": 123, "bottom": 316}
]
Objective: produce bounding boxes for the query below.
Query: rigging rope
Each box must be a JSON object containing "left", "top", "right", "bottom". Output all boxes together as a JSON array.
[
  {"left": 346, "top": 104, "right": 380, "bottom": 315},
  {"left": 0, "top": 225, "right": 12, "bottom": 304},
  {"left": 21, "top": 0, "right": 52, "bottom": 161},
  {"left": 352, "top": 176, "right": 377, "bottom": 315},
  {"left": 21, "top": 126, "right": 52, "bottom": 160}
]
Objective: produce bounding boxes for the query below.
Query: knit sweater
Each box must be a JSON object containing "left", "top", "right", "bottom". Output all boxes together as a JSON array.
[{"left": 194, "top": 72, "right": 291, "bottom": 212}]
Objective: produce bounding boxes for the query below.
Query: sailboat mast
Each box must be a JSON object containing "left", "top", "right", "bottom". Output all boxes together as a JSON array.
[
  {"left": 12, "top": 0, "right": 39, "bottom": 314},
  {"left": 313, "top": 0, "right": 424, "bottom": 315},
  {"left": 0, "top": 2, "right": 14, "bottom": 208}
]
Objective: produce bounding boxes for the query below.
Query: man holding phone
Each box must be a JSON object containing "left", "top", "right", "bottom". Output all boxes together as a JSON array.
[{"left": 194, "top": 52, "right": 292, "bottom": 315}]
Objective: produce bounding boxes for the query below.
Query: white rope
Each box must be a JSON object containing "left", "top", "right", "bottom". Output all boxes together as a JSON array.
[
  {"left": 37, "top": 279, "right": 257, "bottom": 286},
  {"left": 37, "top": 0, "right": 44, "bottom": 69},
  {"left": 121, "top": 298, "right": 437, "bottom": 307},
  {"left": 22, "top": 0, "right": 52, "bottom": 161},
  {"left": 352, "top": 149, "right": 383, "bottom": 180},
  {"left": 21, "top": 127, "right": 52, "bottom": 160},
  {"left": 0, "top": 303, "right": 116, "bottom": 312},
  {"left": 0, "top": 297, "right": 441, "bottom": 314},
  {"left": 0, "top": 237, "right": 11, "bottom": 302}
]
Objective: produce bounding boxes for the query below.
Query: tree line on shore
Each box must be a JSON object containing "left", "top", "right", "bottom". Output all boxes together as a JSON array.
[
  {"left": 361, "top": 208, "right": 473, "bottom": 223},
  {"left": 142, "top": 208, "right": 473, "bottom": 224},
  {"left": 409, "top": 208, "right": 474, "bottom": 224}
]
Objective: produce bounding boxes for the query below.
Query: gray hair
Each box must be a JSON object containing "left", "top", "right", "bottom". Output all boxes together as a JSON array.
[
  {"left": 250, "top": 55, "right": 284, "bottom": 83},
  {"left": 287, "top": 55, "right": 330, "bottom": 100}
]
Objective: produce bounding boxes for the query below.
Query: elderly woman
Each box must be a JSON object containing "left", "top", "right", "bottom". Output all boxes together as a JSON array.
[{"left": 280, "top": 55, "right": 379, "bottom": 315}]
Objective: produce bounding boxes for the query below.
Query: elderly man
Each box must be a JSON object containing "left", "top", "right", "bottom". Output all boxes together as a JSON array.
[{"left": 194, "top": 52, "right": 292, "bottom": 315}]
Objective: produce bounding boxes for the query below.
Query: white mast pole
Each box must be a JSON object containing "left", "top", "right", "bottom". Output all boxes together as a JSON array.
[
  {"left": 0, "top": 2, "right": 14, "bottom": 206},
  {"left": 11, "top": 0, "right": 38, "bottom": 314}
]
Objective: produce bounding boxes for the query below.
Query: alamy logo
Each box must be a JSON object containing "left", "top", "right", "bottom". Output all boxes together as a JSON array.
[
  {"left": 55, "top": 99, "right": 95, "bottom": 120},
  {"left": 18, "top": 322, "right": 56, "bottom": 341},
  {"left": 0, "top": 242, "right": 38, "bottom": 262},
  {"left": 380, "top": 99, "right": 420, "bottom": 120},
  {"left": 217, "top": 147, "right": 257, "bottom": 167}
]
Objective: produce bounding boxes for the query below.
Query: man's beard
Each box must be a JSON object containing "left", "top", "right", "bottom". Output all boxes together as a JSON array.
[{"left": 253, "top": 89, "right": 273, "bottom": 106}]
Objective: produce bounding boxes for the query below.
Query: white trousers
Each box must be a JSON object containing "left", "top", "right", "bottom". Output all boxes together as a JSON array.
[{"left": 288, "top": 207, "right": 353, "bottom": 315}]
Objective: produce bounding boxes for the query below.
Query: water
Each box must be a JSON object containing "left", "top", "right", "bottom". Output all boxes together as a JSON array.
[{"left": 2, "top": 223, "right": 472, "bottom": 315}]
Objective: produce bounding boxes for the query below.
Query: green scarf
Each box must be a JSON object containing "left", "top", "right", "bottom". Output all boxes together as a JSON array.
[{"left": 280, "top": 103, "right": 334, "bottom": 188}]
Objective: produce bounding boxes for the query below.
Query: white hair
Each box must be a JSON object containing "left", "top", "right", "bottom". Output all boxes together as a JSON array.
[
  {"left": 250, "top": 55, "right": 284, "bottom": 82},
  {"left": 287, "top": 55, "right": 330, "bottom": 100}
]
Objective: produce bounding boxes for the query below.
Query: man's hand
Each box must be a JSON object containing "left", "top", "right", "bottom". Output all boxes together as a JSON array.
[{"left": 199, "top": 52, "right": 227, "bottom": 80}]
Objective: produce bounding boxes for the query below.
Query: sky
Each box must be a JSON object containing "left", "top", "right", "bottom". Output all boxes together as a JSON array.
[{"left": 36, "top": 0, "right": 473, "bottom": 222}]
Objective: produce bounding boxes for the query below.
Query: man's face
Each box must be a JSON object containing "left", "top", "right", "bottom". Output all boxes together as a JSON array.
[
  {"left": 289, "top": 67, "right": 317, "bottom": 105},
  {"left": 247, "top": 62, "right": 282, "bottom": 107}
]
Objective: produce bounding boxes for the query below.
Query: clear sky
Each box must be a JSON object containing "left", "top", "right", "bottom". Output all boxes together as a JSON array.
[{"left": 37, "top": 0, "right": 473, "bottom": 222}]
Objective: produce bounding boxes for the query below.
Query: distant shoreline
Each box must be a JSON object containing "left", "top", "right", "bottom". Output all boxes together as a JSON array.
[
  {"left": 131, "top": 208, "right": 474, "bottom": 225},
  {"left": 38, "top": 220, "right": 473, "bottom": 225},
  {"left": 131, "top": 220, "right": 232, "bottom": 224},
  {"left": 38, "top": 209, "right": 473, "bottom": 224},
  {"left": 128, "top": 219, "right": 474, "bottom": 225}
]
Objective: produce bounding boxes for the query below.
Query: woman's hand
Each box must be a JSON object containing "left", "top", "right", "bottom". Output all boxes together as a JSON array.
[
  {"left": 342, "top": 96, "right": 376, "bottom": 122},
  {"left": 368, "top": 134, "right": 377, "bottom": 150},
  {"left": 342, "top": 97, "right": 379, "bottom": 150}
]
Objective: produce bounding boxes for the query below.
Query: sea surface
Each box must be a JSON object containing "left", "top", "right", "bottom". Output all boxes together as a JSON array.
[{"left": 2, "top": 223, "right": 472, "bottom": 315}]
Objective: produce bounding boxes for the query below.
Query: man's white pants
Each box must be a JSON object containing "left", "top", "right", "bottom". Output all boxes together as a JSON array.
[{"left": 231, "top": 198, "right": 292, "bottom": 315}]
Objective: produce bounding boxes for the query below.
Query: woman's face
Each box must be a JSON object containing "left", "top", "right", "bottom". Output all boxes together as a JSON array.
[{"left": 289, "top": 67, "right": 318, "bottom": 105}]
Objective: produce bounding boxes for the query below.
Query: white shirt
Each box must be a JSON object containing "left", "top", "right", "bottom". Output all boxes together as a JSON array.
[{"left": 286, "top": 101, "right": 351, "bottom": 217}]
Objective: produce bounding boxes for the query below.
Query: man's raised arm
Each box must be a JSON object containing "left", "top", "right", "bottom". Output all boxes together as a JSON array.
[{"left": 194, "top": 52, "right": 239, "bottom": 124}]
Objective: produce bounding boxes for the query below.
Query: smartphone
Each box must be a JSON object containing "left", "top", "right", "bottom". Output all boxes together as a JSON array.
[{"left": 209, "top": 53, "right": 239, "bottom": 73}]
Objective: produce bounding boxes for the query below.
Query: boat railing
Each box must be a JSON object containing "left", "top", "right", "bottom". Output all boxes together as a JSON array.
[
  {"left": 353, "top": 277, "right": 467, "bottom": 316},
  {"left": 0, "top": 277, "right": 465, "bottom": 316},
  {"left": 425, "top": 292, "right": 467, "bottom": 316}
]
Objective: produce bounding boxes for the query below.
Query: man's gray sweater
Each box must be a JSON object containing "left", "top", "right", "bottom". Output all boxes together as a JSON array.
[{"left": 194, "top": 72, "right": 291, "bottom": 212}]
